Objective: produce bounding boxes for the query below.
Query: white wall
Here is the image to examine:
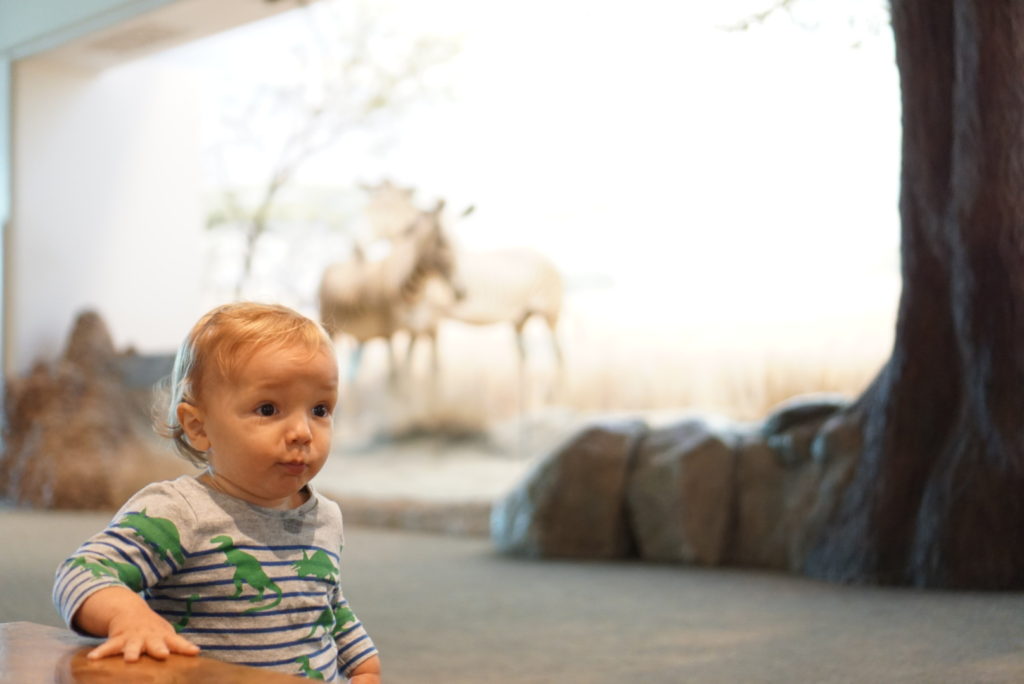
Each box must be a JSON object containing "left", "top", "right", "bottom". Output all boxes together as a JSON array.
[
  {"left": 11, "top": 55, "right": 203, "bottom": 373},
  {"left": 0, "top": 57, "right": 9, "bottom": 383},
  {"left": 2, "top": 0, "right": 184, "bottom": 376},
  {"left": 0, "top": 59, "right": 8, "bottom": 229}
]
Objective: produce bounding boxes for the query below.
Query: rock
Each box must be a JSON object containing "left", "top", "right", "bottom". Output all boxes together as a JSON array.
[
  {"left": 766, "top": 420, "right": 825, "bottom": 468},
  {"left": 786, "top": 409, "right": 865, "bottom": 571},
  {"left": 117, "top": 352, "right": 175, "bottom": 390},
  {"left": 728, "top": 436, "right": 788, "bottom": 569},
  {"left": 810, "top": 408, "right": 865, "bottom": 465},
  {"left": 762, "top": 393, "right": 849, "bottom": 437},
  {"left": 0, "top": 310, "right": 193, "bottom": 510},
  {"left": 491, "top": 419, "right": 647, "bottom": 559},
  {"left": 761, "top": 394, "right": 851, "bottom": 468},
  {"left": 625, "top": 418, "right": 736, "bottom": 565}
]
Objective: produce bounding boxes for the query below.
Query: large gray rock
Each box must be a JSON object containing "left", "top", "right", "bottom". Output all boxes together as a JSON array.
[
  {"left": 491, "top": 420, "right": 647, "bottom": 558},
  {"left": 762, "top": 393, "right": 849, "bottom": 438},
  {"left": 762, "top": 394, "right": 850, "bottom": 468},
  {"left": 728, "top": 436, "right": 788, "bottom": 568},
  {"left": 732, "top": 405, "right": 865, "bottom": 572},
  {"left": 626, "top": 419, "right": 736, "bottom": 565},
  {"left": 790, "top": 409, "right": 865, "bottom": 572}
]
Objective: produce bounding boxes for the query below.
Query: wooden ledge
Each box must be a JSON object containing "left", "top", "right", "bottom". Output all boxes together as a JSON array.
[{"left": 0, "top": 621, "right": 302, "bottom": 682}]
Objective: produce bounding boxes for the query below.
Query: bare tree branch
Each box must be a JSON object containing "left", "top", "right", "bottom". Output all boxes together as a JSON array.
[
  {"left": 723, "top": 0, "right": 801, "bottom": 32},
  {"left": 206, "top": 0, "right": 459, "bottom": 298}
]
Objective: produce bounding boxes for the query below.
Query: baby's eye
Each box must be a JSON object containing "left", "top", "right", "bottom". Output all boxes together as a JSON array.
[
  {"left": 312, "top": 404, "right": 330, "bottom": 418},
  {"left": 257, "top": 403, "right": 276, "bottom": 417}
]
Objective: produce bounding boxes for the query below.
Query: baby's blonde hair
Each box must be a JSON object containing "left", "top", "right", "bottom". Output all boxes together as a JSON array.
[{"left": 158, "top": 302, "right": 334, "bottom": 466}]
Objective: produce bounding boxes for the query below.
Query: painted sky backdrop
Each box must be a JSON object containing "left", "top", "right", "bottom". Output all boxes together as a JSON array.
[{"left": 154, "top": 0, "right": 900, "bottom": 347}]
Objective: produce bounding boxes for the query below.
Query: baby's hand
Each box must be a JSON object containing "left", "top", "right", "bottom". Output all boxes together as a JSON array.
[{"left": 87, "top": 604, "right": 199, "bottom": 662}]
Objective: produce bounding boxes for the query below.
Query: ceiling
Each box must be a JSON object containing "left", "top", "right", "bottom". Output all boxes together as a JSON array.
[{"left": 39, "top": 0, "right": 304, "bottom": 70}]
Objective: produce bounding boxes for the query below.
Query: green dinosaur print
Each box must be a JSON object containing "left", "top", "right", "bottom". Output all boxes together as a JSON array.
[
  {"left": 292, "top": 550, "right": 337, "bottom": 581},
  {"left": 331, "top": 604, "right": 357, "bottom": 636},
  {"left": 173, "top": 594, "right": 200, "bottom": 633},
  {"left": 70, "top": 557, "right": 144, "bottom": 592},
  {"left": 210, "top": 535, "right": 283, "bottom": 613},
  {"left": 306, "top": 606, "right": 336, "bottom": 638},
  {"left": 116, "top": 510, "right": 185, "bottom": 565},
  {"left": 295, "top": 655, "right": 325, "bottom": 680}
]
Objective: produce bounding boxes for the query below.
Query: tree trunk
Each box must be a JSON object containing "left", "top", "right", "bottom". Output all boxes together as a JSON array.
[{"left": 804, "top": 0, "right": 1024, "bottom": 588}]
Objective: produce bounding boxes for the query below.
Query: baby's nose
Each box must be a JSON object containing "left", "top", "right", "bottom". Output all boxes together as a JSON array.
[{"left": 287, "top": 414, "right": 313, "bottom": 445}]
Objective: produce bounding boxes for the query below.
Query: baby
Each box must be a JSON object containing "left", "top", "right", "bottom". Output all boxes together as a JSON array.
[{"left": 53, "top": 302, "right": 381, "bottom": 682}]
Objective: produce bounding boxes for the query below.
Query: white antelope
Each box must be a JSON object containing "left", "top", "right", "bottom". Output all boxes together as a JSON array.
[
  {"left": 361, "top": 182, "right": 564, "bottom": 373},
  {"left": 445, "top": 247, "right": 564, "bottom": 368},
  {"left": 318, "top": 199, "right": 458, "bottom": 381}
]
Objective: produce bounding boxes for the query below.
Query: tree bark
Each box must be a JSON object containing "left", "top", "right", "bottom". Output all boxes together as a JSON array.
[{"left": 804, "top": 0, "right": 1024, "bottom": 588}]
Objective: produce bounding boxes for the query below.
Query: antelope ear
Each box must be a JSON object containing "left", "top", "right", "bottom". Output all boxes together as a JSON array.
[
  {"left": 433, "top": 198, "right": 446, "bottom": 214},
  {"left": 177, "top": 402, "right": 211, "bottom": 452}
]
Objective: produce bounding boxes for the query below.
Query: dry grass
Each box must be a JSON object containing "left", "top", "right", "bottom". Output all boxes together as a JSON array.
[{"left": 331, "top": 291, "right": 894, "bottom": 443}]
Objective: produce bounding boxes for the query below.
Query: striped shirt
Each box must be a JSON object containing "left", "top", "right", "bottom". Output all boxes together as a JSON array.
[{"left": 53, "top": 476, "right": 377, "bottom": 681}]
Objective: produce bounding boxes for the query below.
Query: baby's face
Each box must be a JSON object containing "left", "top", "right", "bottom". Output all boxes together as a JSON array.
[{"left": 192, "top": 341, "right": 339, "bottom": 509}]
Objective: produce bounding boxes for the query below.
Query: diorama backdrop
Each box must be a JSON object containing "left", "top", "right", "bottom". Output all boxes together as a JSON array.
[{"left": 16, "top": 0, "right": 900, "bottom": 481}]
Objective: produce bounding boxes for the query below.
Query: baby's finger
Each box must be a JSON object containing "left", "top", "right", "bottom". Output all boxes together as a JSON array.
[
  {"left": 87, "top": 636, "right": 125, "bottom": 660},
  {"left": 144, "top": 636, "right": 171, "bottom": 660},
  {"left": 122, "top": 638, "right": 143, "bottom": 662},
  {"left": 168, "top": 634, "right": 201, "bottom": 655}
]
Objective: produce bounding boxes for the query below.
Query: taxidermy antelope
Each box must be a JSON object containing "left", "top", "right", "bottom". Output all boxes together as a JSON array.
[
  {"left": 361, "top": 179, "right": 420, "bottom": 242},
  {"left": 318, "top": 199, "right": 458, "bottom": 381},
  {"left": 445, "top": 248, "right": 563, "bottom": 368},
  {"left": 361, "top": 182, "right": 564, "bottom": 373}
]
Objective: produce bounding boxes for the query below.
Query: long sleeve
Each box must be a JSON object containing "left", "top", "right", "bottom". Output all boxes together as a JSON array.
[
  {"left": 332, "top": 585, "right": 378, "bottom": 677},
  {"left": 53, "top": 482, "right": 195, "bottom": 632}
]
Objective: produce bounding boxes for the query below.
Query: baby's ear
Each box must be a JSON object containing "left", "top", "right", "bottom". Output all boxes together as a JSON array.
[{"left": 177, "top": 403, "right": 211, "bottom": 452}]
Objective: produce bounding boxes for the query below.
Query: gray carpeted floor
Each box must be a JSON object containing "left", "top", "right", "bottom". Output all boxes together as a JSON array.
[{"left": 3, "top": 508, "right": 1023, "bottom": 683}]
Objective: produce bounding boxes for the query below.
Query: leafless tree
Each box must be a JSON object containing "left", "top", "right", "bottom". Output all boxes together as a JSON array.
[
  {"left": 736, "top": 0, "right": 1024, "bottom": 588},
  {"left": 206, "top": 0, "right": 459, "bottom": 298}
]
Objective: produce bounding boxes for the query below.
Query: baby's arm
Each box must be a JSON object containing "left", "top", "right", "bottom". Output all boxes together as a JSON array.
[
  {"left": 54, "top": 481, "right": 202, "bottom": 662},
  {"left": 75, "top": 585, "right": 199, "bottom": 662},
  {"left": 333, "top": 596, "right": 380, "bottom": 680},
  {"left": 347, "top": 654, "right": 381, "bottom": 683}
]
